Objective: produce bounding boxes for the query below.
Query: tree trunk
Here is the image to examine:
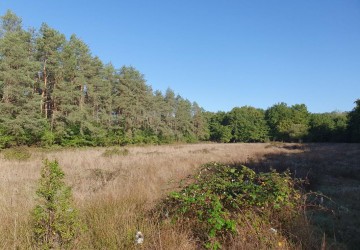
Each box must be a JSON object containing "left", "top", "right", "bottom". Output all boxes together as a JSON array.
[{"left": 42, "top": 60, "right": 47, "bottom": 118}]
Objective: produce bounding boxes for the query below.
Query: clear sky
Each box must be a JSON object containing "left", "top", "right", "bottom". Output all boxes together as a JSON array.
[{"left": 1, "top": 0, "right": 360, "bottom": 113}]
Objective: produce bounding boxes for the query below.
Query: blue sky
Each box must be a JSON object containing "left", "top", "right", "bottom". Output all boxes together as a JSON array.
[{"left": 1, "top": 0, "right": 359, "bottom": 113}]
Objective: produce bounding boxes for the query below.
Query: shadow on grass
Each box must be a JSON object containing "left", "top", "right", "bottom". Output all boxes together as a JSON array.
[{"left": 230, "top": 143, "right": 360, "bottom": 250}]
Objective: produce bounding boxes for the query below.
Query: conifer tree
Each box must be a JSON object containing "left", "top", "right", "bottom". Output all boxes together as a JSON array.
[
  {"left": 0, "top": 10, "right": 22, "bottom": 35},
  {"left": 0, "top": 11, "right": 45, "bottom": 146},
  {"left": 175, "top": 95, "right": 195, "bottom": 141},
  {"left": 32, "top": 160, "right": 81, "bottom": 249},
  {"left": 163, "top": 88, "right": 177, "bottom": 140},
  {"left": 36, "top": 23, "right": 66, "bottom": 120},
  {"left": 348, "top": 99, "right": 360, "bottom": 142},
  {"left": 191, "top": 102, "right": 210, "bottom": 140},
  {"left": 112, "top": 66, "right": 153, "bottom": 142},
  {"left": 52, "top": 34, "right": 101, "bottom": 145}
]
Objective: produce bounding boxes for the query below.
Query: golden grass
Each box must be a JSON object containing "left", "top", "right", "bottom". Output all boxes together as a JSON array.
[{"left": 0, "top": 143, "right": 358, "bottom": 249}]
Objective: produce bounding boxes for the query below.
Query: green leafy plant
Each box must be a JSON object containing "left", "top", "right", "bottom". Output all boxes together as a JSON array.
[
  {"left": 160, "top": 162, "right": 302, "bottom": 249},
  {"left": 41, "top": 130, "right": 55, "bottom": 147},
  {"left": 31, "top": 159, "right": 82, "bottom": 249}
]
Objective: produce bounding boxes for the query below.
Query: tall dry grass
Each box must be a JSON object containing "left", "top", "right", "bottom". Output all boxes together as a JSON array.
[{"left": 0, "top": 143, "right": 358, "bottom": 249}]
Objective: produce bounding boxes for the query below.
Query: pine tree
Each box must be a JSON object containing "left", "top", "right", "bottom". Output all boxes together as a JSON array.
[
  {"left": 191, "top": 102, "right": 210, "bottom": 140},
  {"left": 175, "top": 95, "right": 195, "bottom": 141},
  {"left": 112, "top": 66, "right": 153, "bottom": 143},
  {"left": 36, "top": 23, "right": 66, "bottom": 120},
  {"left": 53, "top": 34, "right": 103, "bottom": 145},
  {"left": 0, "top": 10, "right": 22, "bottom": 35},
  {"left": 0, "top": 12, "right": 45, "bottom": 146},
  {"left": 348, "top": 99, "right": 360, "bottom": 142},
  {"left": 163, "top": 88, "right": 177, "bottom": 141},
  {"left": 32, "top": 160, "right": 81, "bottom": 249}
]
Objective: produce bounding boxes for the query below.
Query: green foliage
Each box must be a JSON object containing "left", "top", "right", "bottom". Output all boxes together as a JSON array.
[
  {"left": 0, "top": 10, "right": 358, "bottom": 147},
  {"left": 131, "top": 128, "right": 159, "bottom": 144},
  {"left": 2, "top": 147, "right": 31, "bottom": 160},
  {"left": 308, "top": 112, "right": 348, "bottom": 142},
  {"left": 0, "top": 12, "right": 46, "bottom": 147},
  {"left": 41, "top": 130, "right": 55, "bottom": 147},
  {"left": 60, "top": 136, "right": 95, "bottom": 147},
  {"left": 228, "top": 106, "right": 269, "bottom": 142},
  {"left": 266, "top": 103, "right": 310, "bottom": 142},
  {"left": 348, "top": 99, "right": 360, "bottom": 142},
  {"left": 0, "top": 9, "right": 22, "bottom": 34},
  {"left": 209, "top": 112, "right": 232, "bottom": 143},
  {"left": 210, "top": 124, "right": 232, "bottom": 143},
  {"left": 0, "top": 126, "right": 14, "bottom": 149},
  {"left": 192, "top": 102, "right": 210, "bottom": 140},
  {"left": 0, "top": 10, "right": 210, "bottom": 149},
  {"left": 208, "top": 107, "right": 270, "bottom": 143},
  {"left": 161, "top": 162, "right": 302, "bottom": 249},
  {"left": 31, "top": 159, "right": 82, "bottom": 249}
]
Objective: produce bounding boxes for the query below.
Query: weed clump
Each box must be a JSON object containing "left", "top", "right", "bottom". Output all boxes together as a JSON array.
[
  {"left": 158, "top": 162, "right": 305, "bottom": 249},
  {"left": 102, "top": 147, "right": 129, "bottom": 157},
  {"left": 2, "top": 147, "right": 31, "bottom": 161}
]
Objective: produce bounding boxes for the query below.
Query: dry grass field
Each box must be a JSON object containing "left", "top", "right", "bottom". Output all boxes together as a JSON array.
[{"left": 0, "top": 143, "right": 359, "bottom": 249}]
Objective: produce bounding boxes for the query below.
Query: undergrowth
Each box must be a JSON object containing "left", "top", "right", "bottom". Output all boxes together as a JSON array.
[{"left": 157, "top": 162, "right": 310, "bottom": 249}]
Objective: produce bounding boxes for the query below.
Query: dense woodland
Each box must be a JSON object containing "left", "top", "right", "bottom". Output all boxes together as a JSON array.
[{"left": 0, "top": 10, "right": 359, "bottom": 148}]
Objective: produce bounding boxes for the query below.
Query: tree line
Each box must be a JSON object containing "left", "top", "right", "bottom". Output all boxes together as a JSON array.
[
  {"left": 0, "top": 10, "right": 359, "bottom": 148},
  {"left": 208, "top": 103, "right": 357, "bottom": 143}
]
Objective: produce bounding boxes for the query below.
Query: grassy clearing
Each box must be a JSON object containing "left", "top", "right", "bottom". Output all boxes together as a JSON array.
[{"left": 0, "top": 143, "right": 358, "bottom": 249}]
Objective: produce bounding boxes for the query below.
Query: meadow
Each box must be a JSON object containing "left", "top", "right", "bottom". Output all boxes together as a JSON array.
[{"left": 0, "top": 143, "right": 359, "bottom": 249}]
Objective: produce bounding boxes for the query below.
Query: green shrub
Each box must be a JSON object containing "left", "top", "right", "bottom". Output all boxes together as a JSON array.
[
  {"left": 61, "top": 136, "right": 95, "bottom": 147},
  {"left": 0, "top": 132, "right": 14, "bottom": 149},
  {"left": 102, "top": 147, "right": 130, "bottom": 157},
  {"left": 3, "top": 147, "right": 31, "bottom": 161},
  {"left": 159, "top": 162, "right": 303, "bottom": 249},
  {"left": 31, "top": 160, "right": 82, "bottom": 249},
  {"left": 41, "top": 130, "right": 55, "bottom": 147}
]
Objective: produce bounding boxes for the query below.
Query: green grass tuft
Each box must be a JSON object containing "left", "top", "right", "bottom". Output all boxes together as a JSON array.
[
  {"left": 102, "top": 147, "right": 130, "bottom": 157},
  {"left": 3, "top": 147, "right": 31, "bottom": 161}
]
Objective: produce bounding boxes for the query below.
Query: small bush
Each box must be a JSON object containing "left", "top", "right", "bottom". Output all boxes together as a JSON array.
[
  {"left": 31, "top": 159, "right": 82, "bottom": 249},
  {"left": 40, "top": 130, "right": 55, "bottom": 147},
  {"left": 158, "top": 162, "right": 304, "bottom": 249},
  {"left": 3, "top": 147, "right": 31, "bottom": 161},
  {"left": 0, "top": 134, "right": 14, "bottom": 149},
  {"left": 102, "top": 147, "right": 129, "bottom": 157}
]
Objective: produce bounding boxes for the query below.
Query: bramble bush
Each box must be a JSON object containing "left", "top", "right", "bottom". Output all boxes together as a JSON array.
[{"left": 159, "top": 162, "right": 303, "bottom": 249}]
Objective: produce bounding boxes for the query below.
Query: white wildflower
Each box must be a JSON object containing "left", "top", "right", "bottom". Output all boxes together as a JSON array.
[
  {"left": 135, "top": 231, "right": 144, "bottom": 244},
  {"left": 269, "top": 227, "right": 277, "bottom": 234}
]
